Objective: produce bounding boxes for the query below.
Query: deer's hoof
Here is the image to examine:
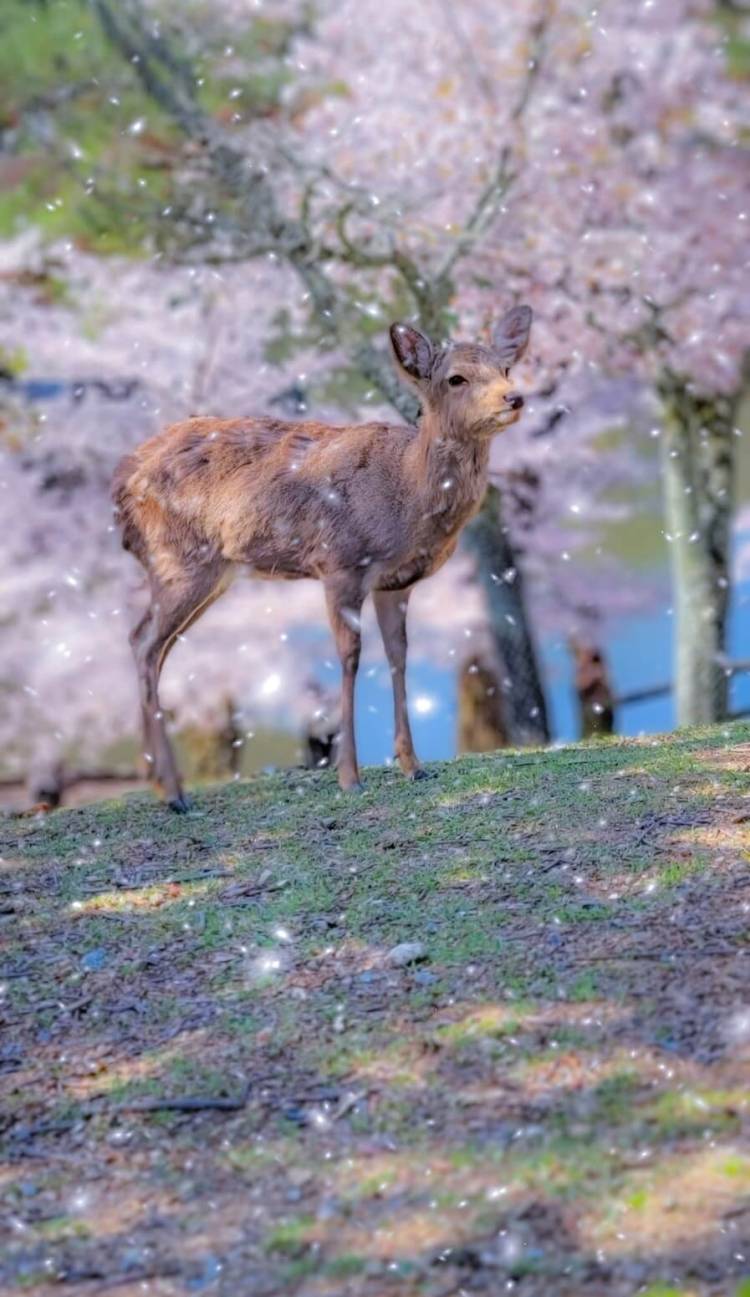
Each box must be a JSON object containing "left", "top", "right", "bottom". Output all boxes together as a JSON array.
[
  {"left": 409, "top": 767, "right": 434, "bottom": 782},
  {"left": 168, "top": 793, "right": 192, "bottom": 814},
  {"left": 340, "top": 779, "right": 364, "bottom": 793}
]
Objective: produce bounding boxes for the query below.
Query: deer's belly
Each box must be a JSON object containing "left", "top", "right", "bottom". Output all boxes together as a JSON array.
[
  {"left": 229, "top": 502, "right": 462, "bottom": 588},
  {"left": 240, "top": 547, "right": 318, "bottom": 580}
]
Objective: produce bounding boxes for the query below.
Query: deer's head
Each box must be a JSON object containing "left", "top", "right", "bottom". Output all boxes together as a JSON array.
[{"left": 390, "top": 305, "right": 532, "bottom": 438}]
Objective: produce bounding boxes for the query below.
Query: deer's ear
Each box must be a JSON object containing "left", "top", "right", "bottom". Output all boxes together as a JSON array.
[
  {"left": 390, "top": 323, "right": 434, "bottom": 382},
  {"left": 493, "top": 305, "right": 532, "bottom": 370}
]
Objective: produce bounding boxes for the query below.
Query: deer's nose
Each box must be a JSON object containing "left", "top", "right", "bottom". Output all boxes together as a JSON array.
[{"left": 505, "top": 392, "right": 524, "bottom": 411}]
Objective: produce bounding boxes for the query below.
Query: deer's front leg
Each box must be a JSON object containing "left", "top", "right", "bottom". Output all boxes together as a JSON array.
[
  {"left": 373, "top": 587, "right": 426, "bottom": 780},
  {"left": 325, "top": 575, "right": 364, "bottom": 792}
]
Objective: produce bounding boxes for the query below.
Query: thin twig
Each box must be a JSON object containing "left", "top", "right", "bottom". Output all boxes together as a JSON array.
[
  {"left": 68, "top": 1261, "right": 182, "bottom": 1292},
  {"left": 435, "top": 7, "right": 551, "bottom": 284},
  {"left": 8, "top": 1118, "right": 81, "bottom": 1142},
  {"left": 5, "top": 994, "right": 93, "bottom": 1020},
  {"left": 435, "top": 0, "right": 498, "bottom": 111},
  {"left": 117, "top": 1082, "right": 252, "bottom": 1113}
]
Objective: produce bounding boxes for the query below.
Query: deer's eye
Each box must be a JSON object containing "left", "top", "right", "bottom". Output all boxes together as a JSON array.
[{"left": 448, "top": 374, "right": 468, "bottom": 387}]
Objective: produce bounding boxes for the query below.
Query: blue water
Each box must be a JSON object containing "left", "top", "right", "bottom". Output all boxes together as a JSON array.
[{"left": 335, "top": 572, "right": 750, "bottom": 763}]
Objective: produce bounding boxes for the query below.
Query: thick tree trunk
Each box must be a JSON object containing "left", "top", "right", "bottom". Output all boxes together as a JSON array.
[
  {"left": 660, "top": 375, "right": 735, "bottom": 726},
  {"left": 463, "top": 485, "right": 549, "bottom": 745}
]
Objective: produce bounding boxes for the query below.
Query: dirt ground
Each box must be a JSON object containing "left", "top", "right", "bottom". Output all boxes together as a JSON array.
[{"left": 1, "top": 725, "right": 749, "bottom": 1296}]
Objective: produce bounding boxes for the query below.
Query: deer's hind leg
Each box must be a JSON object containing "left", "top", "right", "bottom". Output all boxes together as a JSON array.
[
  {"left": 129, "top": 604, "right": 159, "bottom": 767},
  {"left": 131, "top": 559, "right": 229, "bottom": 812},
  {"left": 324, "top": 572, "right": 366, "bottom": 792}
]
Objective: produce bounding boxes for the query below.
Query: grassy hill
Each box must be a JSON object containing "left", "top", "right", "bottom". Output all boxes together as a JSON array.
[{"left": 2, "top": 725, "right": 750, "bottom": 1296}]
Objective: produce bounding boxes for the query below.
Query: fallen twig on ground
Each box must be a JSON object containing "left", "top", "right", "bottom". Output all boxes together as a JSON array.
[{"left": 116, "top": 1082, "right": 252, "bottom": 1113}]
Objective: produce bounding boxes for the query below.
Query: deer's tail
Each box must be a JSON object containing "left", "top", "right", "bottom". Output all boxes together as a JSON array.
[{"left": 111, "top": 452, "right": 142, "bottom": 556}]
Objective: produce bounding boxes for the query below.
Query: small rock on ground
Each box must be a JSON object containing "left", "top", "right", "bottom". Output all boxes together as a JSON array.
[{"left": 386, "top": 941, "right": 428, "bottom": 967}]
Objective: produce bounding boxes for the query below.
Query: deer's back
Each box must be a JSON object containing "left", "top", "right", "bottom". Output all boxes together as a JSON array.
[{"left": 113, "top": 415, "right": 418, "bottom": 579}]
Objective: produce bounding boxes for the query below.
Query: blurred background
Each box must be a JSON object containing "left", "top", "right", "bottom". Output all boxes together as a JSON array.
[{"left": 0, "top": 0, "right": 748, "bottom": 808}]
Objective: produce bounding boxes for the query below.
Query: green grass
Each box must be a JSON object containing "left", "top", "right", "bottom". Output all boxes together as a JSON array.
[{"left": 2, "top": 722, "right": 750, "bottom": 1294}]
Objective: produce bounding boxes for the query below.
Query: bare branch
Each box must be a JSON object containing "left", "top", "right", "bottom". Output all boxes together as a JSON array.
[
  {"left": 353, "top": 341, "right": 421, "bottom": 423},
  {"left": 94, "top": 0, "right": 309, "bottom": 259},
  {"left": 276, "top": 142, "right": 392, "bottom": 220},
  {"left": 434, "top": 0, "right": 498, "bottom": 111},
  {"left": 435, "top": 145, "right": 515, "bottom": 284},
  {"left": 434, "top": 7, "right": 551, "bottom": 285},
  {"left": 510, "top": 11, "right": 550, "bottom": 123},
  {"left": 93, "top": 0, "right": 205, "bottom": 137},
  {"left": 335, "top": 203, "right": 396, "bottom": 268}
]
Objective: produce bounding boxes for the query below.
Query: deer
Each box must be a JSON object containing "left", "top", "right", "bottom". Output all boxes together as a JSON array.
[{"left": 112, "top": 305, "right": 532, "bottom": 811}]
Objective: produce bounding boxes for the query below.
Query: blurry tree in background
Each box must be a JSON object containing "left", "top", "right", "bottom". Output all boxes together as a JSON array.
[
  {"left": 457, "top": 652, "right": 508, "bottom": 756},
  {"left": 570, "top": 639, "right": 615, "bottom": 740},
  {"left": 0, "top": 0, "right": 748, "bottom": 779},
  {"left": 659, "top": 366, "right": 748, "bottom": 725}
]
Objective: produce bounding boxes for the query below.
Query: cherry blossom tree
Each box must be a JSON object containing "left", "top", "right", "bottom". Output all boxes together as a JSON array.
[
  {"left": 108, "top": 0, "right": 747, "bottom": 728},
  {"left": 2, "top": 0, "right": 747, "bottom": 775},
  {"left": 294, "top": 0, "right": 749, "bottom": 722}
]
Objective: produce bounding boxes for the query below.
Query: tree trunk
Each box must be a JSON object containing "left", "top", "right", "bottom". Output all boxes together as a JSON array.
[
  {"left": 660, "top": 375, "right": 735, "bottom": 726},
  {"left": 179, "top": 697, "right": 241, "bottom": 780},
  {"left": 570, "top": 639, "right": 614, "bottom": 739},
  {"left": 458, "top": 652, "right": 509, "bottom": 753},
  {"left": 463, "top": 485, "right": 549, "bottom": 744}
]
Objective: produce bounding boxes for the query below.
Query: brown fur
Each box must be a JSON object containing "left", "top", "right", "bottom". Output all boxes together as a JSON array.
[{"left": 113, "top": 310, "right": 531, "bottom": 808}]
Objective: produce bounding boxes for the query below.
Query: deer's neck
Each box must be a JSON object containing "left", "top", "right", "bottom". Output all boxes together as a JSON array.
[{"left": 411, "top": 413, "right": 491, "bottom": 534}]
